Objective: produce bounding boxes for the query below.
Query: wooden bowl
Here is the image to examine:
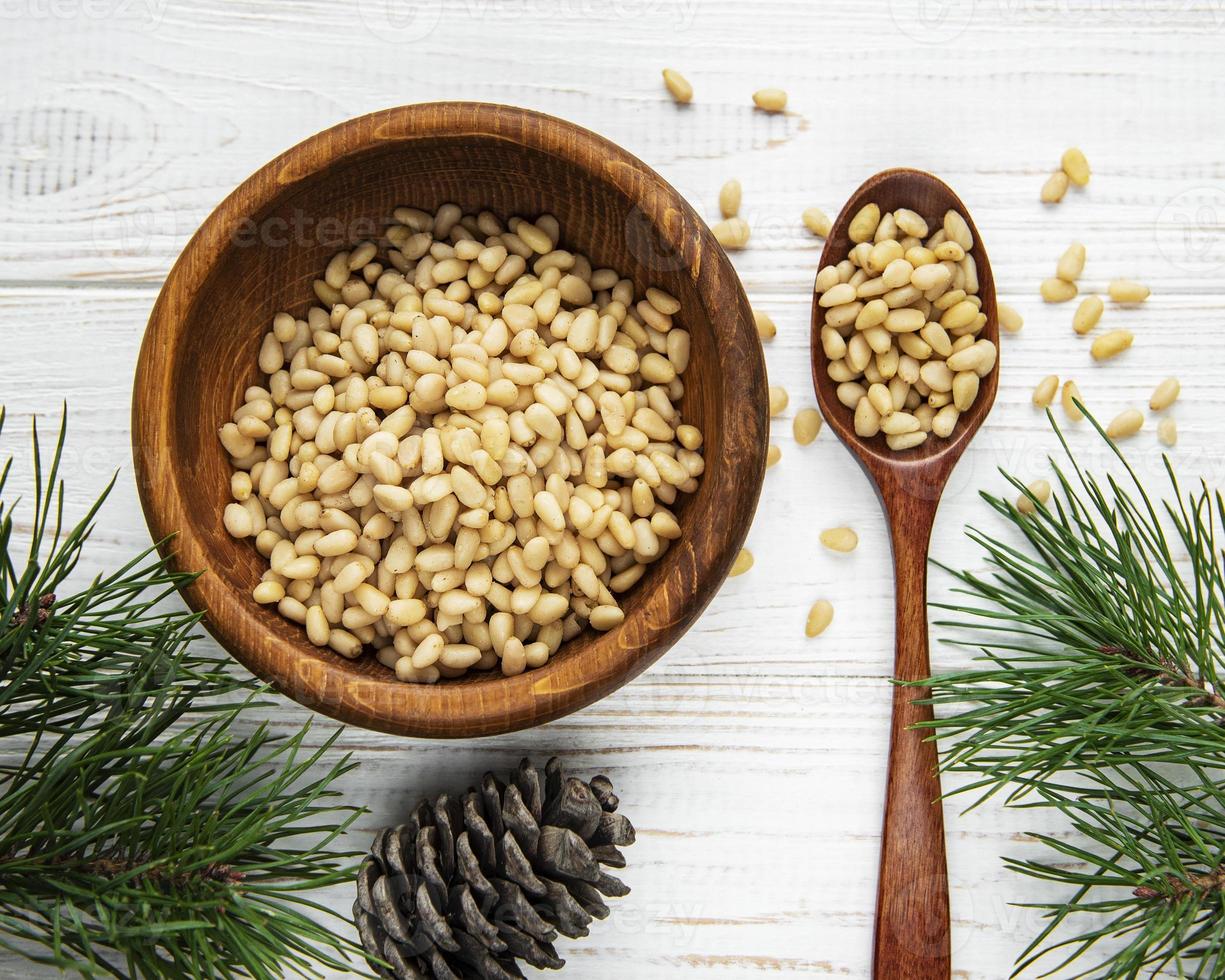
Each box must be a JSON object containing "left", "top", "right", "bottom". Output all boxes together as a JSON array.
[{"left": 132, "top": 103, "right": 767, "bottom": 738}]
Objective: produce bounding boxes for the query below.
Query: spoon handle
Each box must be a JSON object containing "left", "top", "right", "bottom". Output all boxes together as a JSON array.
[{"left": 872, "top": 501, "right": 950, "bottom": 979}]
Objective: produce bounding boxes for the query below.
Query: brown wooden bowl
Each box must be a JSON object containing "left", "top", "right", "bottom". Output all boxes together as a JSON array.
[{"left": 132, "top": 103, "right": 767, "bottom": 739}]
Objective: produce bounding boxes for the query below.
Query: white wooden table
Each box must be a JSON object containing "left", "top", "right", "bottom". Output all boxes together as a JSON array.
[{"left": 3, "top": 1, "right": 1225, "bottom": 976}]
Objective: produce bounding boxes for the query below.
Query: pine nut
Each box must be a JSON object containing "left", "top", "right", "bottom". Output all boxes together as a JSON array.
[
  {"left": 1158, "top": 417, "right": 1178, "bottom": 447},
  {"left": 225, "top": 206, "right": 705, "bottom": 683},
  {"left": 719, "top": 179, "right": 742, "bottom": 219},
  {"left": 1061, "top": 147, "right": 1091, "bottom": 187},
  {"left": 1062, "top": 380, "right": 1085, "bottom": 422},
  {"left": 1106, "top": 408, "right": 1143, "bottom": 440},
  {"left": 1091, "top": 330, "right": 1134, "bottom": 361},
  {"left": 1056, "top": 243, "right": 1086, "bottom": 282},
  {"left": 754, "top": 309, "right": 776, "bottom": 340},
  {"left": 1108, "top": 279, "right": 1150, "bottom": 304},
  {"left": 805, "top": 600, "right": 834, "bottom": 638},
  {"left": 1041, "top": 278, "right": 1078, "bottom": 303},
  {"left": 1016, "top": 478, "right": 1051, "bottom": 516},
  {"left": 1073, "top": 296, "right": 1104, "bottom": 335},
  {"left": 713, "top": 217, "right": 751, "bottom": 250},
  {"left": 766, "top": 444, "right": 781, "bottom": 468},
  {"left": 848, "top": 204, "right": 881, "bottom": 244},
  {"left": 730, "top": 549, "right": 754, "bottom": 576},
  {"left": 662, "top": 68, "right": 693, "bottom": 104},
  {"left": 999, "top": 303, "right": 1023, "bottom": 334},
  {"left": 752, "top": 88, "right": 787, "bottom": 112},
  {"left": 1033, "top": 375, "right": 1060, "bottom": 408},
  {"left": 793, "top": 408, "right": 823, "bottom": 445},
  {"left": 1041, "top": 171, "right": 1069, "bottom": 204},
  {"left": 820, "top": 527, "right": 858, "bottom": 553},
  {"left": 769, "top": 386, "right": 789, "bottom": 417},
  {"left": 803, "top": 207, "right": 832, "bottom": 238},
  {"left": 1150, "top": 377, "right": 1180, "bottom": 411}
]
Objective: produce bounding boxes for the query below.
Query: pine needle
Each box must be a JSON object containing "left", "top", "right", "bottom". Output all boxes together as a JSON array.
[
  {"left": 915, "top": 410, "right": 1225, "bottom": 978},
  {"left": 0, "top": 408, "right": 367, "bottom": 979}
]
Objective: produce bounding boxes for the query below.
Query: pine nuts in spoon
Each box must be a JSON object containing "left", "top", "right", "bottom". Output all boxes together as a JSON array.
[{"left": 813, "top": 202, "right": 996, "bottom": 452}]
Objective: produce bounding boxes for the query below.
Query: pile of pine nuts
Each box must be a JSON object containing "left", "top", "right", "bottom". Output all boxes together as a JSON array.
[
  {"left": 220, "top": 206, "right": 704, "bottom": 683},
  {"left": 814, "top": 205, "right": 998, "bottom": 452}
]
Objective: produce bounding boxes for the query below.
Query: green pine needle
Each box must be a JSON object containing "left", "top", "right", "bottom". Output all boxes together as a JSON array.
[
  {"left": 0, "top": 407, "right": 368, "bottom": 979},
  {"left": 916, "top": 410, "right": 1225, "bottom": 979}
]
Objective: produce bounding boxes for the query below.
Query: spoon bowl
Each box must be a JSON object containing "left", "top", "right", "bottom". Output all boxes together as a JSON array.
[
  {"left": 812, "top": 168, "right": 998, "bottom": 490},
  {"left": 809, "top": 168, "right": 998, "bottom": 979}
]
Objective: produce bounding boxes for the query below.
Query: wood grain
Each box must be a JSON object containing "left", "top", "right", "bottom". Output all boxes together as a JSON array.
[
  {"left": 131, "top": 102, "right": 769, "bottom": 739},
  {"left": 811, "top": 170, "right": 1000, "bottom": 979}
]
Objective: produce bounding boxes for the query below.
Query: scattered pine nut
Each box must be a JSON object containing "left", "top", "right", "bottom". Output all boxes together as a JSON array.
[
  {"left": 1107, "top": 408, "right": 1144, "bottom": 440},
  {"left": 1033, "top": 374, "right": 1060, "bottom": 408},
  {"left": 1108, "top": 279, "right": 1150, "bottom": 304},
  {"left": 1150, "top": 377, "right": 1181, "bottom": 411},
  {"left": 769, "top": 385, "right": 789, "bottom": 417},
  {"left": 713, "top": 217, "right": 750, "bottom": 250},
  {"left": 820, "top": 527, "right": 859, "bottom": 553},
  {"left": 805, "top": 600, "right": 834, "bottom": 638},
  {"left": 1056, "top": 242, "right": 1086, "bottom": 282},
  {"left": 1041, "top": 171, "right": 1069, "bottom": 204},
  {"left": 803, "top": 207, "right": 832, "bottom": 238},
  {"left": 999, "top": 303, "right": 1024, "bottom": 334},
  {"left": 753, "top": 308, "right": 776, "bottom": 340},
  {"left": 1041, "top": 277, "right": 1078, "bottom": 303},
  {"left": 766, "top": 444, "right": 781, "bottom": 468},
  {"left": 730, "top": 548, "right": 754, "bottom": 576},
  {"left": 719, "top": 179, "right": 742, "bottom": 219},
  {"left": 1158, "top": 417, "right": 1178, "bottom": 447},
  {"left": 662, "top": 68, "right": 693, "bottom": 104},
  {"left": 1017, "top": 478, "right": 1052, "bottom": 516},
  {"left": 1062, "top": 380, "right": 1085, "bottom": 421},
  {"left": 793, "top": 408, "right": 823, "bottom": 445},
  {"left": 752, "top": 88, "right": 787, "bottom": 112},
  {"left": 1073, "top": 295, "right": 1104, "bottom": 335},
  {"left": 1061, "top": 147, "right": 1091, "bottom": 187},
  {"left": 1091, "top": 329, "right": 1134, "bottom": 361}
]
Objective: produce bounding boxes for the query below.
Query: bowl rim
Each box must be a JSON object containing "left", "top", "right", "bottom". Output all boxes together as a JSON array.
[{"left": 132, "top": 101, "right": 767, "bottom": 738}]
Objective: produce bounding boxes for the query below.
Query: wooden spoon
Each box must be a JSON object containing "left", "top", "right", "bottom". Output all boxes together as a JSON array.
[{"left": 809, "top": 169, "right": 998, "bottom": 979}]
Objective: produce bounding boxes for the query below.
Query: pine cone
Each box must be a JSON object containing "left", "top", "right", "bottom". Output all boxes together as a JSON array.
[{"left": 354, "top": 758, "right": 635, "bottom": 979}]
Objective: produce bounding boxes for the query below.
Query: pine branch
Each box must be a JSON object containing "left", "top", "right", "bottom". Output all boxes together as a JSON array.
[
  {"left": 0, "top": 407, "right": 369, "bottom": 979},
  {"left": 915, "top": 410, "right": 1225, "bottom": 978}
]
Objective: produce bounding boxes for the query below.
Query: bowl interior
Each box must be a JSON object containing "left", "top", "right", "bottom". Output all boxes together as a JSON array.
[{"left": 137, "top": 106, "right": 766, "bottom": 737}]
